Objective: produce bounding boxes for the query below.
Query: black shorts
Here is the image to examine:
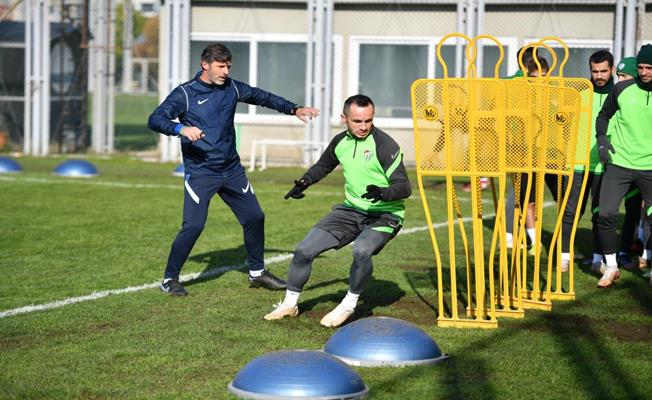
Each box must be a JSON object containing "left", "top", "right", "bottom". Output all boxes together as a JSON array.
[{"left": 315, "top": 204, "right": 402, "bottom": 249}]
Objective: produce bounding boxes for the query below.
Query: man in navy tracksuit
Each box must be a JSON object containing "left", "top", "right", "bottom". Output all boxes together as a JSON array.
[{"left": 148, "top": 43, "right": 320, "bottom": 296}]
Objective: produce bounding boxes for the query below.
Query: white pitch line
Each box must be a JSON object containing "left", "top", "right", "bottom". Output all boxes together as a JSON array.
[
  {"left": 0, "top": 178, "right": 549, "bottom": 319},
  {"left": 0, "top": 175, "right": 488, "bottom": 202},
  {"left": 0, "top": 175, "right": 345, "bottom": 197},
  {"left": 0, "top": 207, "right": 511, "bottom": 320}
]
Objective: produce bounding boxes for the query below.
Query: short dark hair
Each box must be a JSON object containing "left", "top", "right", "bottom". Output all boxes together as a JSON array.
[
  {"left": 526, "top": 56, "right": 549, "bottom": 75},
  {"left": 589, "top": 50, "right": 614, "bottom": 68},
  {"left": 517, "top": 46, "right": 535, "bottom": 65},
  {"left": 343, "top": 94, "right": 375, "bottom": 115},
  {"left": 201, "top": 43, "right": 232, "bottom": 63}
]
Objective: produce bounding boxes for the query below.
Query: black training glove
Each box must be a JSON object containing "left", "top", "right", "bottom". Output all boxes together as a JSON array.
[
  {"left": 597, "top": 135, "right": 615, "bottom": 165},
  {"left": 284, "top": 179, "right": 309, "bottom": 200},
  {"left": 361, "top": 184, "right": 385, "bottom": 203}
]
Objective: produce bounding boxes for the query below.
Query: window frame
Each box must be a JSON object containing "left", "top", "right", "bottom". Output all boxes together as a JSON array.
[{"left": 0, "top": 41, "right": 26, "bottom": 102}]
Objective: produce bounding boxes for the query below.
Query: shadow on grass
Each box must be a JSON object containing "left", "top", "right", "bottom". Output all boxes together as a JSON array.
[
  {"left": 298, "top": 277, "right": 405, "bottom": 320},
  {"left": 371, "top": 289, "right": 648, "bottom": 400},
  {"left": 183, "top": 245, "right": 290, "bottom": 287}
]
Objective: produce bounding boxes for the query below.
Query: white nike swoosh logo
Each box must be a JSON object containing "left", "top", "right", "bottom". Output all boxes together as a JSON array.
[
  {"left": 241, "top": 182, "right": 251, "bottom": 193},
  {"left": 391, "top": 149, "right": 400, "bottom": 160},
  {"left": 198, "top": 99, "right": 208, "bottom": 105}
]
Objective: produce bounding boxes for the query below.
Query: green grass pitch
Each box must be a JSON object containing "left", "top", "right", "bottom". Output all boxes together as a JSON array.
[{"left": 0, "top": 156, "right": 651, "bottom": 399}]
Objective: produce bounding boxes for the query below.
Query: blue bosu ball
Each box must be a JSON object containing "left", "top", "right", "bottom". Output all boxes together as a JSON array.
[
  {"left": 323, "top": 317, "right": 448, "bottom": 367},
  {"left": 0, "top": 156, "right": 22, "bottom": 173},
  {"left": 53, "top": 159, "right": 99, "bottom": 177},
  {"left": 228, "top": 350, "right": 368, "bottom": 399},
  {"left": 172, "top": 163, "right": 184, "bottom": 177}
]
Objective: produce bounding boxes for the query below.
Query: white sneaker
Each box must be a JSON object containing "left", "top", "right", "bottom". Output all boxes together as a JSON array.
[
  {"left": 263, "top": 302, "right": 298, "bottom": 320},
  {"left": 320, "top": 304, "right": 355, "bottom": 327},
  {"left": 597, "top": 267, "right": 621, "bottom": 288}
]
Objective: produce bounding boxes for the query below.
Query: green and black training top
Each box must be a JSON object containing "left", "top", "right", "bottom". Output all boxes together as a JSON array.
[
  {"left": 300, "top": 127, "right": 412, "bottom": 221},
  {"left": 596, "top": 78, "right": 652, "bottom": 170}
]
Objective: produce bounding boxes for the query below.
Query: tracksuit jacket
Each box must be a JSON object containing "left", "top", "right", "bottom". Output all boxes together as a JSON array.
[{"left": 148, "top": 72, "right": 298, "bottom": 176}]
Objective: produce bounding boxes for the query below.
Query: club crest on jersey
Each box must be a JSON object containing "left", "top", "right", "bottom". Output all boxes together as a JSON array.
[{"left": 363, "top": 149, "right": 373, "bottom": 161}]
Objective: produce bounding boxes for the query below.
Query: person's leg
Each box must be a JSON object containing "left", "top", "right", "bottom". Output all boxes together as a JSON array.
[
  {"left": 265, "top": 206, "right": 360, "bottom": 321},
  {"left": 505, "top": 177, "right": 516, "bottom": 246},
  {"left": 219, "top": 169, "right": 285, "bottom": 290},
  {"left": 321, "top": 214, "right": 400, "bottom": 327},
  {"left": 560, "top": 171, "right": 587, "bottom": 270},
  {"left": 348, "top": 228, "right": 394, "bottom": 294},
  {"left": 287, "top": 227, "right": 341, "bottom": 292},
  {"left": 597, "top": 165, "right": 635, "bottom": 287},
  {"left": 590, "top": 174, "right": 605, "bottom": 271},
  {"left": 619, "top": 185, "right": 641, "bottom": 268},
  {"left": 162, "top": 174, "right": 220, "bottom": 295},
  {"left": 544, "top": 172, "right": 562, "bottom": 204},
  {"left": 633, "top": 170, "right": 652, "bottom": 282}
]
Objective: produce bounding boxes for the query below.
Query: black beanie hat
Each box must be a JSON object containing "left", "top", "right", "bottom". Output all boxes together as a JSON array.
[{"left": 636, "top": 44, "right": 652, "bottom": 65}]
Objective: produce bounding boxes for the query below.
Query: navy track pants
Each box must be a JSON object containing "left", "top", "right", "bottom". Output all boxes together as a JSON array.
[{"left": 164, "top": 169, "right": 264, "bottom": 280}]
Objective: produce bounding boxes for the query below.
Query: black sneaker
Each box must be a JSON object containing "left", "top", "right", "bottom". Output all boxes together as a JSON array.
[
  {"left": 617, "top": 254, "right": 637, "bottom": 270},
  {"left": 160, "top": 279, "right": 188, "bottom": 296},
  {"left": 249, "top": 270, "right": 287, "bottom": 290}
]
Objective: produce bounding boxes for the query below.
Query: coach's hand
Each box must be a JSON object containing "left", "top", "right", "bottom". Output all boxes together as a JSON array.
[
  {"left": 362, "top": 184, "right": 385, "bottom": 203},
  {"left": 284, "top": 179, "right": 309, "bottom": 200},
  {"left": 180, "top": 126, "right": 205, "bottom": 142},
  {"left": 597, "top": 135, "right": 615, "bottom": 165}
]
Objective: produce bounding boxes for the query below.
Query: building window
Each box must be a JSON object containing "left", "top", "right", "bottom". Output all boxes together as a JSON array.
[
  {"left": 190, "top": 33, "right": 342, "bottom": 124},
  {"left": 524, "top": 39, "right": 613, "bottom": 79},
  {"left": 256, "top": 42, "right": 306, "bottom": 115},
  {"left": 358, "top": 43, "right": 428, "bottom": 119},
  {"left": 349, "top": 36, "right": 518, "bottom": 127}
]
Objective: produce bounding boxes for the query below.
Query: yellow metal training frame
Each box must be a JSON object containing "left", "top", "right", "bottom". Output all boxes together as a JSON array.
[
  {"left": 518, "top": 39, "right": 592, "bottom": 304},
  {"left": 518, "top": 42, "right": 583, "bottom": 309},
  {"left": 533, "top": 37, "right": 593, "bottom": 302},
  {"left": 411, "top": 33, "right": 511, "bottom": 328}
]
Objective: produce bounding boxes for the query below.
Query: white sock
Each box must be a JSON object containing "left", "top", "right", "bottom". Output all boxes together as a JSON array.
[
  {"left": 561, "top": 253, "right": 570, "bottom": 263},
  {"left": 593, "top": 253, "right": 603, "bottom": 264},
  {"left": 604, "top": 253, "right": 617, "bottom": 268},
  {"left": 163, "top": 278, "right": 173, "bottom": 284},
  {"left": 249, "top": 269, "right": 263, "bottom": 278},
  {"left": 340, "top": 291, "right": 360, "bottom": 310},
  {"left": 643, "top": 250, "right": 652, "bottom": 260},
  {"left": 526, "top": 228, "right": 536, "bottom": 244},
  {"left": 506, "top": 232, "right": 513, "bottom": 242},
  {"left": 282, "top": 290, "right": 301, "bottom": 307}
]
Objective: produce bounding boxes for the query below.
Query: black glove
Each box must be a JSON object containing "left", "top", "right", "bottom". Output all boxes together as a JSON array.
[
  {"left": 361, "top": 184, "right": 385, "bottom": 203},
  {"left": 284, "top": 179, "right": 309, "bottom": 200},
  {"left": 597, "top": 135, "right": 615, "bottom": 165}
]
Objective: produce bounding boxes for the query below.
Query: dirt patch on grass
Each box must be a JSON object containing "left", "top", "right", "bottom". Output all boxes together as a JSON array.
[
  {"left": 389, "top": 295, "right": 437, "bottom": 325},
  {"left": 596, "top": 320, "right": 652, "bottom": 342}
]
